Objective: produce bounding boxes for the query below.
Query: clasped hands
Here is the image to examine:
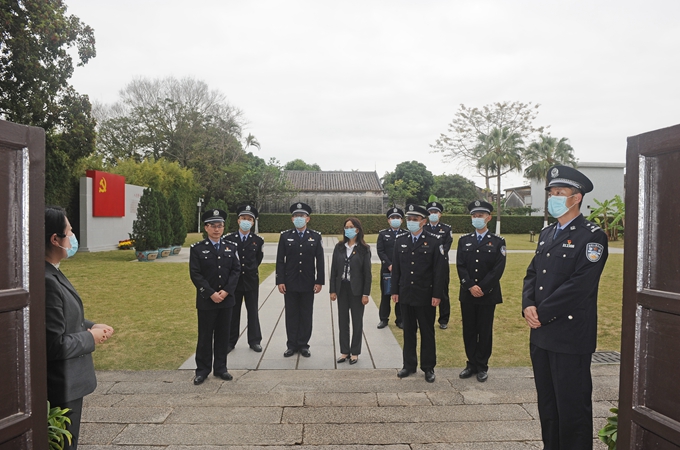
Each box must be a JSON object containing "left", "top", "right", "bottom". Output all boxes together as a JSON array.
[
  {"left": 210, "top": 290, "right": 228, "bottom": 304},
  {"left": 329, "top": 293, "right": 369, "bottom": 305},
  {"left": 278, "top": 284, "right": 322, "bottom": 294},
  {"left": 391, "top": 295, "right": 440, "bottom": 307},
  {"left": 89, "top": 323, "right": 114, "bottom": 344},
  {"left": 523, "top": 306, "right": 541, "bottom": 329}
]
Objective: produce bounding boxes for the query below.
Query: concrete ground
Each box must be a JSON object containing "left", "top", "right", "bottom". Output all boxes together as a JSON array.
[{"left": 82, "top": 236, "right": 619, "bottom": 448}]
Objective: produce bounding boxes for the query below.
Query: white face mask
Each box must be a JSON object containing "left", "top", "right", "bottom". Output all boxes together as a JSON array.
[{"left": 471, "top": 217, "right": 487, "bottom": 229}]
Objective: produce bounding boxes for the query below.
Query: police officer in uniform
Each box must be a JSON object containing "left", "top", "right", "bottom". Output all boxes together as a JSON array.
[
  {"left": 456, "top": 200, "right": 506, "bottom": 382},
  {"left": 224, "top": 205, "right": 265, "bottom": 353},
  {"left": 522, "top": 165, "right": 609, "bottom": 450},
  {"left": 189, "top": 209, "right": 241, "bottom": 385},
  {"left": 391, "top": 204, "right": 448, "bottom": 383},
  {"left": 376, "top": 206, "right": 404, "bottom": 329},
  {"left": 276, "top": 202, "right": 325, "bottom": 358},
  {"left": 426, "top": 201, "right": 454, "bottom": 329}
]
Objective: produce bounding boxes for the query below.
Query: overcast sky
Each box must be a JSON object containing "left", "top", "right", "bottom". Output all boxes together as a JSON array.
[{"left": 66, "top": 0, "right": 680, "bottom": 189}]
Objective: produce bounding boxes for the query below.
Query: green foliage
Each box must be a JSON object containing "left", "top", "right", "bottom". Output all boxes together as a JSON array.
[
  {"left": 168, "top": 191, "right": 187, "bottom": 246},
  {"left": 598, "top": 407, "right": 618, "bottom": 450},
  {"left": 227, "top": 213, "right": 548, "bottom": 235},
  {"left": 284, "top": 158, "right": 321, "bottom": 171},
  {"left": 587, "top": 195, "right": 625, "bottom": 241},
  {"left": 503, "top": 206, "right": 538, "bottom": 216},
  {"left": 48, "top": 401, "right": 72, "bottom": 450},
  {"left": 110, "top": 158, "right": 199, "bottom": 232},
  {"left": 153, "top": 190, "right": 172, "bottom": 247},
  {"left": 431, "top": 174, "right": 480, "bottom": 205},
  {"left": 130, "top": 188, "right": 162, "bottom": 251},
  {"left": 382, "top": 161, "right": 434, "bottom": 205}
]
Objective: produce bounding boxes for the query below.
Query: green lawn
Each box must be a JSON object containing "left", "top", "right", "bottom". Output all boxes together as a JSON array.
[{"left": 61, "top": 239, "right": 622, "bottom": 370}]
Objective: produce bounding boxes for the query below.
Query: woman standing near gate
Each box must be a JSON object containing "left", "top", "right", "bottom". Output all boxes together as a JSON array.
[{"left": 329, "top": 217, "right": 372, "bottom": 365}]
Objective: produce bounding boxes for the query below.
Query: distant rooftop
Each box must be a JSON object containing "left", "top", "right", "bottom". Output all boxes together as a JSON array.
[{"left": 284, "top": 171, "right": 383, "bottom": 192}]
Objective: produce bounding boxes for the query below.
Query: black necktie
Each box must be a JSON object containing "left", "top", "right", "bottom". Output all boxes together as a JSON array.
[
  {"left": 214, "top": 242, "right": 219, "bottom": 251},
  {"left": 242, "top": 235, "right": 246, "bottom": 242},
  {"left": 477, "top": 235, "right": 482, "bottom": 243},
  {"left": 554, "top": 227, "right": 561, "bottom": 240}
]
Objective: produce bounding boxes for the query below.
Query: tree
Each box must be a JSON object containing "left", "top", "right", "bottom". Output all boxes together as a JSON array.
[
  {"left": 153, "top": 190, "right": 172, "bottom": 248},
  {"left": 523, "top": 135, "right": 577, "bottom": 227},
  {"left": 236, "top": 157, "right": 297, "bottom": 209},
  {"left": 383, "top": 179, "right": 420, "bottom": 208},
  {"left": 130, "top": 188, "right": 162, "bottom": 251},
  {"left": 432, "top": 102, "right": 544, "bottom": 234},
  {"left": 432, "top": 174, "right": 480, "bottom": 204},
  {"left": 382, "top": 161, "right": 434, "bottom": 205},
  {"left": 284, "top": 159, "right": 321, "bottom": 171},
  {"left": 474, "top": 127, "right": 525, "bottom": 233},
  {"left": 168, "top": 190, "right": 188, "bottom": 246}
]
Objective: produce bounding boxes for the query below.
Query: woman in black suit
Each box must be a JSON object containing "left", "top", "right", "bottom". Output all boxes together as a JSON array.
[
  {"left": 329, "top": 217, "right": 372, "bottom": 364},
  {"left": 45, "top": 206, "right": 114, "bottom": 449}
]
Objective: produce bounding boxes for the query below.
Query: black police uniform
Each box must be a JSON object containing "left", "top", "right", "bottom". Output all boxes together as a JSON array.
[
  {"left": 390, "top": 229, "right": 448, "bottom": 373},
  {"left": 189, "top": 236, "right": 241, "bottom": 378},
  {"left": 456, "top": 230, "right": 506, "bottom": 373},
  {"left": 376, "top": 226, "right": 403, "bottom": 326},
  {"left": 427, "top": 221, "right": 453, "bottom": 326},
  {"left": 276, "top": 227, "right": 325, "bottom": 352},
  {"left": 522, "top": 164, "right": 608, "bottom": 450},
  {"left": 224, "top": 230, "right": 264, "bottom": 349}
]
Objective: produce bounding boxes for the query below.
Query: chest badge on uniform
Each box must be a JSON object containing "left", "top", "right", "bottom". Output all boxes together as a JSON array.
[
  {"left": 466, "top": 243, "right": 472, "bottom": 246},
  {"left": 563, "top": 240, "right": 575, "bottom": 249},
  {"left": 287, "top": 238, "right": 294, "bottom": 242},
  {"left": 202, "top": 250, "right": 210, "bottom": 254},
  {"left": 424, "top": 242, "right": 428, "bottom": 246},
  {"left": 401, "top": 244, "right": 407, "bottom": 248},
  {"left": 586, "top": 243, "right": 604, "bottom": 262},
  {"left": 439, "top": 230, "right": 445, "bottom": 233},
  {"left": 308, "top": 237, "right": 314, "bottom": 241}
]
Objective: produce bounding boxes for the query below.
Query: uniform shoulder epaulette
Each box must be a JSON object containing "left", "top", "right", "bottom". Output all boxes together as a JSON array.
[
  {"left": 310, "top": 229, "right": 322, "bottom": 235},
  {"left": 225, "top": 231, "right": 237, "bottom": 237},
  {"left": 281, "top": 229, "right": 292, "bottom": 234},
  {"left": 395, "top": 231, "right": 409, "bottom": 238},
  {"left": 489, "top": 232, "right": 504, "bottom": 240},
  {"left": 541, "top": 223, "right": 552, "bottom": 231},
  {"left": 425, "top": 231, "right": 442, "bottom": 239},
  {"left": 460, "top": 232, "right": 473, "bottom": 238},
  {"left": 378, "top": 228, "right": 389, "bottom": 233},
  {"left": 583, "top": 220, "right": 602, "bottom": 233}
]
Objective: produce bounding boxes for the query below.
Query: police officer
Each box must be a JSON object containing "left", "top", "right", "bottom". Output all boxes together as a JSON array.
[
  {"left": 426, "top": 201, "right": 454, "bottom": 329},
  {"left": 376, "top": 206, "right": 404, "bottom": 329},
  {"left": 522, "top": 165, "right": 609, "bottom": 450},
  {"left": 189, "top": 209, "right": 241, "bottom": 385},
  {"left": 224, "top": 205, "right": 265, "bottom": 353},
  {"left": 276, "top": 202, "right": 325, "bottom": 358},
  {"left": 391, "top": 204, "right": 448, "bottom": 383},
  {"left": 456, "top": 200, "right": 506, "bottom": 383}
]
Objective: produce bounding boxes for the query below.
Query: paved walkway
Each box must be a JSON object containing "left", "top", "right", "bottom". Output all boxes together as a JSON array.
[{"left": 86, "top": 237, "right": 619, "bottom": 448}]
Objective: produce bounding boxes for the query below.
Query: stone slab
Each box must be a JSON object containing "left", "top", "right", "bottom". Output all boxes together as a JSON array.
[
  {"left": 112, "top": 424, "right": 303, "bottom": 446},
  {"left": 165, "top": 406, "right": 283, "bottom": 424}
]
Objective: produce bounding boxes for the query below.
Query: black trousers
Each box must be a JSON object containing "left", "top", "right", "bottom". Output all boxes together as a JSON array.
[
  {"left": 530, "top": 344, "right": 593, "bottom": 450},
  {"left": 284, "top": 291, "right": 314, "bottom": 350},
  {"left": 437, "top": 291, "right": 450, "bottom": 325},
  {"left": 229, "top": 289, "right": 262, "bottom": 347},
  {"left": 379, "top": 272, "right": 402, "bottom": 324},
  {"left": 195, "top": 307, "right": 232, "bottom": 377},
  {"left": 60, "top": 397, "right": 83, "bottom": 450},
  {"left": 337, "top": 281, "right": 365, "bottom": 355},
  {"left": 401, "top": 303, "right": 436, "bottom": 371},
  {"left": 460, "top": 302, "right": 496, "bottom": 372}
]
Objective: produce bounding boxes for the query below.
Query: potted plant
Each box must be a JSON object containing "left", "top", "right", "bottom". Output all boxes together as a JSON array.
[
  {"left": 48, "top": 401, "right": 72, "bottom": 450},
  {"left": 168, "top": 190, "right": 187, "bottom": 255},
  {"left": 154, "top": 190, "right": 173, "bottom": 258},
  {"left": 130, "top": 188, "right": 162, "bottom": 261}
]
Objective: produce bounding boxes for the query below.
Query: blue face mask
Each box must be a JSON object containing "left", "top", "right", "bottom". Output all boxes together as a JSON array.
[
  {"left": 239, "top": 220, "right": 253, "bottom": 232},
  {"left": 59, "top": 234, "right": 78, "bottom": 258},
  {"left": 344, "top": 228, "right": 357, "bottom": 239},
  {"left": 389, "top": 218, "right": 402, "bottom": 228},
  {"left": 471, "top": 217, "right": 487, "bottom": 229},
  {"left": 547, "top": 195, "right": 575, "bottom": 218},
  {"left": 428, "top": 213, "right": 439, "bottom": 223},
  {"left": 406, "top": 220, "right": 421, "bottom": 233},
  {"left": 293, "top": 216, "right": 307, "bottom": 229}
]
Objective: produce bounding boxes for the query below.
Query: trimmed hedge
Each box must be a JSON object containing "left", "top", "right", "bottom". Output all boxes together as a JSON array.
[{"left": 227, "top": 214, "right": 553, "bottom": 235}]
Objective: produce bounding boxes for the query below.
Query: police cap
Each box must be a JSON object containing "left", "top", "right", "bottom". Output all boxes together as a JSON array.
[
  {"left": 405, "top": 204, "right": 428, "bottom": 218},
  {"left": 386, "top": 206, "right": 404, "bottom": 219},
  {"left": 202, "top": 209, "right": 227, "bottom": 223},
  {"left": 236, "top": 204, "right": 258, "bottom": 219},
  {"left": 468, "top": 200, "right": 493, "bottom": 214},
  {"left": 545, "top": 165, "right": 593, "bottom": 194},
  {"left": 427, "top": 201, "right": 444, "bottom": 213},
  {"left": 289, "top": 202, "right": 312, "bottom": 215}
]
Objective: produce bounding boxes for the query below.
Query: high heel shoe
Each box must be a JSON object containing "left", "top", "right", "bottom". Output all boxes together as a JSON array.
[
  {"left": 349, "top": 356, "right": 358, "bottom": 365},
  {"left": 337, "top": 355, "right": 348, "bottom": 363}
]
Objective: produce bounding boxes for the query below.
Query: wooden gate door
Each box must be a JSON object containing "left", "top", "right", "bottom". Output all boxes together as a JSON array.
[
  {"left": 0, "top": 120, "right": 47, "bottom": 449},
  {"left": 620, "top": 124, "right": 680, "bottom": 448}
]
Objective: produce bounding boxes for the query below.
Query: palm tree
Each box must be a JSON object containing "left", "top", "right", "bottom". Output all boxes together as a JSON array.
[
  {"left": 474, "top": 127, "right": 524, "bottom": 234},
  {"left": 524, "top": 135, "right": 577, "bottom": 227},
  {"left": 243, "top": 133, "right": 261, "bottom": 151}
]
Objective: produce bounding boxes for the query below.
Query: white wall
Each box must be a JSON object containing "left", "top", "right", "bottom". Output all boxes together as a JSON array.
[
  {"left": 79, "top": 177, "right": 146, "bottom": 252},
  {"left": 529, "top": 162, "right": 625, "bottom": 217}
]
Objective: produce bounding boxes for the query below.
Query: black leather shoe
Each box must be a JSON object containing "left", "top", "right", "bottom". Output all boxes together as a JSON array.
[
  {"left": 439, "top": 323, "right": 448, "bottom": 329},
  {"left": 216, "top": 372, "right": 233, "bottom": 381},
  {"left": 425, "top": 370, "right": 435, "bottom": 383},
  {"left": 377, "top": 320, "right": 388, "bottom": 329},
  {"left": 349, "top": 357, "right": 358, "bottom": 365},
  {"left": 227, "top": 345, "right": 235, "bottom": 354},
  {"left": 283, "top": 349, "right": 296, "bottom": 357},
  {"left": 459, "top": 367, "right": 477, "bottom": 379},
  {"left": 396, "top": 322, "right": 403, "bottom": 329},
  {"left": 337, "top": 355, "right": 348, "bottom": 363},
  {"left": 300, "top": 348, "right": 311, "bottom": 358},
  {"left": 193, "top": 375, "right": 206, "bottom": 385},
  {"left": 250, "top": 344, "right": 262, "bottom": 352},
  {"left": 476, "top": 371, "right": 488, "bottom": 382},
  {"left": 397, "top": 368, "right": 416, "bottom": 378}
]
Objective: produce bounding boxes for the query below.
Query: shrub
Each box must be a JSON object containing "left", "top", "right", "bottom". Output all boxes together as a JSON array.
[
  {"left": 169, "top": 191, "right": 188, "bottom": 246},
  {"left": 130, "top": 188, "right": 162, "bottom": 251}
]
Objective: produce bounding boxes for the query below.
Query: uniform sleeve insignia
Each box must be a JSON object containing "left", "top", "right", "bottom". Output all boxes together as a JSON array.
[
  {"left": 440, "top": 245, "right": 445, "bottom": 255},
  {"left": 586, "top": 243, "right": 604, "bottom": 262},
  {"left": 500, "top": 246, "right": 506, "bottom": 256}
]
